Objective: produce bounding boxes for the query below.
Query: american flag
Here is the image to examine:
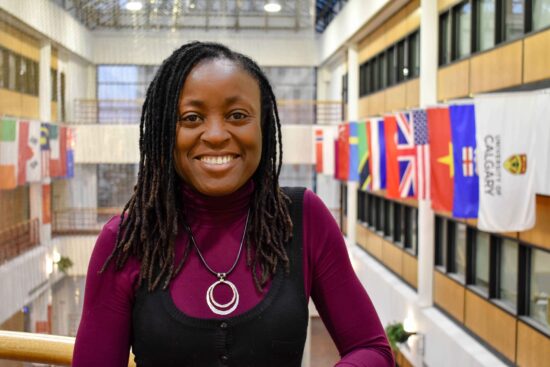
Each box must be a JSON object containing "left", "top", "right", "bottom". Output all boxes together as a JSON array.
[
  {"left": 412, "top": 109, "right": 430, "bottom": 200},
  {"left": 395, "top": 112, "right": 416, "bottom": 197}
]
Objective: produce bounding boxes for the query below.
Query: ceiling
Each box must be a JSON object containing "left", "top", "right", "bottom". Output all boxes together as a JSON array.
[{"left": 49, "top": 0, "right": 347, "bottom": 32}]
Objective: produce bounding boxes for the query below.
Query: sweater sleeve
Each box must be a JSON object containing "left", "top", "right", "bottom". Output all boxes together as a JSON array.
[
  {"left": 303, "top": 190, "right": 394, "bottom": 367},
  {"left": 72, "top": 216, "right": 140, "bottom": 367}
]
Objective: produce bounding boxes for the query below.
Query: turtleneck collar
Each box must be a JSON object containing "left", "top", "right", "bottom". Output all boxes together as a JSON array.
[{"left": 179, "top": 179, "right": 254, "bottom": 226}]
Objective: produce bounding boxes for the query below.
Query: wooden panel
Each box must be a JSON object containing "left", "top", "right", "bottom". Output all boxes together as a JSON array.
[
  {"left": 342, "top": 215, "right": 347, "bottom": 236},
  {"left": 434, "top": 271, "right": 465, "bottom": 323},
  {"left": 0, "top": 21, "right": 40, "bottom": 61},
  {"left": 438, "top": 0, "right": 463, "bottom": 12},
  {"left": 520, "top": 195, "right": 550, "bottom": 250},
  {"left": 51, "top": 102, "right": 58, "bottom": 122},
  {"left": 0, "top": 89, "right": 23, "bottom": 117},
  {"left": 385, "top": 84, "right": 407, "bottom": 112},
  {"left": 365, "top": 229, "right": 383, "bottom": 260},
  {"left": 524, "top": 28, "right": 550, "bottom": 84},
  {"left": 517, "top": 321, "right": 550, "bottom": 367},
  {"left": 470, "top": 41, "right": 523, "bottom": 94},
  {"left": 20, "top": 94, "right": 40, "bottom": 119},
  {"left": 464, "top": 290, "right": 517, "bottom": 362},
  {"left": 381, "top": 239, "right": 403, "bottom": 275},
  {"left": 356, "top": 223, "right": 368, "bottom": 247},
  {"left": 405, "top": 78, "right": 420, "bottom": 109},
  {"left": 359, "top": 96, "right": 369, "bottom": 119},
  {"left": 437, "top": 60, "right": 470, "bottom": 101},
  {"left": 367, "top": 91, "right": 386, "bottom": 117},
  {"left": 358, "top": 0, "right": 420, "bottom": 62},
  {"left": 402, "top": 251, "right": 418, "bottom": 288},
  {"left": 0, "top": 186, "right": 30, "bottom": 231},
  {"left": 51, "top": 48, "right": 58, "bottom": 70}
]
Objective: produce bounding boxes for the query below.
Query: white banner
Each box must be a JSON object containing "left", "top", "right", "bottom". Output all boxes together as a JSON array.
[
  {"left": 321, "top": 125, "right": 337, "bottom": 176},
  {"left": 475, "top": 94, "right": 537, "bottom": 232},
  {"left": 534, "top": 91, "right": 550, "bottom": 196}
]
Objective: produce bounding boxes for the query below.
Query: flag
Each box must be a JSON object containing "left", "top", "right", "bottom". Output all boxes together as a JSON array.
[
  {"left": 18, "top": 120, "right": 41, "bottom": 185},
  {"left": 50, "top": 125, "right": 67, "bottom": 178},
  {"left": 66, "top": 127, "right": 75, "bottom": 178},
  {"left": 334, "top": 139, "right": 339, "bottom": 180},
  {"left": 534, "top": 92, "right": 550, "bottom": 196},
  {"left": 450, "top": 104, "right": 479, "bottom": 218},
  {"left": 0, "top": 119, "right": 18, "bottom": 189},
  {"left": 322, "top": 125, "right": 337, "bottom": 176},
  {"left": 348, "top": 122, "right": 359, "bottom": 182},
  {"left": 41, "top": 123, "right": 51, "bottom": 180},
  {"left": 475, "top": 94, "right": 537, "bottom": 232},
  {"left": 336, "top": 123, "right": 349, "bottom": 181},
  {"left": 315, "top": 129, "right": 323, "bottom": 173},
  {"left": 384, "top": 113, "right": 416, "bottom": 199},
  {"left": 427, "top": 107, "right": 454, "bottom": 212},
  {"left": 412, "top": 110, "right": 430, "bottom": 200},
  {"left": 369, "top": 118, "right": 386, "bottom": 191},
  {"left": 358, "top": 121, "right": 371, "bottom": 190}
]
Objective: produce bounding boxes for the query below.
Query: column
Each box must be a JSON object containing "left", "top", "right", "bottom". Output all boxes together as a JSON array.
[
  {"left": 346, "top": 45, "right": 359, "bottom": 246},
  {"left": 417, "top": 0, "right": 438, "bottom": 307}
]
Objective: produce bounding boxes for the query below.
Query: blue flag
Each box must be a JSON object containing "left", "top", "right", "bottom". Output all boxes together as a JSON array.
[
  {"left": 450, "top": 104, "right": 479, "bottom": 218},
  {"left": 348, "top": 121, "right": 359, "bottom": 182}
]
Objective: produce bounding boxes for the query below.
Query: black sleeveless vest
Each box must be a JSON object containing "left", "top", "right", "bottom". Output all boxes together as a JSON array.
[{"left": 131, "top": 188, "right": 309, "bottom": 367}]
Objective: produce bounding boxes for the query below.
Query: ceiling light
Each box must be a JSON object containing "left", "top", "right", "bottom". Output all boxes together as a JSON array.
[
  {"left": 125, "top": 1, "right": 143, "bottom": 11},
  {"left": 264, "top": 1, "right": 281, "bottom": 13}
]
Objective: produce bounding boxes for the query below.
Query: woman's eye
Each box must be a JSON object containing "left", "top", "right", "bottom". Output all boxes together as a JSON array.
[
  {"left": 179, "top": 114, "right": 202, "bottom": 123},
  {"left": 229, "top": 112, "right": 247, "bottom": 120}
]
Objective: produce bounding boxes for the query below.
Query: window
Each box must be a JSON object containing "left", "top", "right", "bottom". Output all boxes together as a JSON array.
[
  {"left": 8, "top": 52, "right": 16, "bottom": 90},
  {"left": 504, "top": 0, "right": 524, "bottom": 40},
  {"left": 387, "top": 46, "right": 397, "bottom": 86},
  {"left": 397, "top": 40, "right": 407, "bottom": 82},
  {"left": 376, "top": 197, "right": 385, "bottom": 232},
  {"left": 440, "top": 12, "right": 452, "bottom": 64},
  {"left": 0, "top": 47, "right": 5, "bottom": 89},
  {"left": 384, "top": 201, "right": 393, "bottom": 237},
  {"left": 378, "top": 53, "right": 387, "bottom": 89},
  {"left": 368, "top": 194, "right": 376, "bottom": 228},
  {"left": 477, "top": 0, "right": 496, "bottom": 51},
  {"left": 473, "top": 231, "right": 490, "bottom": 292},
  {"left": 532, "top": 0, "right": 550, "bottom": 31},
  {"left": 51, "top": 69, "right": 58, "bottom": 102},
  {"left": 369, "top": 59, "right": 376, "bottom": 93},
  {"left": 404, "top": 206, "right": 418, "bottom": 253},
  {"left": 451, "top": 222, "right": 467, "bottom": 280},
  {"left": 454, "top": 1, "right": 472, "bottom": 59},
  {"left": 393, "top": 204, "right": 404, "bottom": 244},
  {"left": 407, "top": 31, "right": 420, "bottom": 78},
  {"left": 498, "top": 238, "right": 518, "bottom": 308},
  {"left": 435, "top": 217, "right": 448, "bottom": 267},
  {"left": 529, "top": 248, "right": 550, "bottom": 329}
]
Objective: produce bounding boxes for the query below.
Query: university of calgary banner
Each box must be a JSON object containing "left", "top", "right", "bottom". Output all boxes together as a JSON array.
[
  {"left": 427, "top": 107, "right": 454, "bottom": 212},
  {"left": 475, "top": 93, "right": 537, "bottom": 232}
]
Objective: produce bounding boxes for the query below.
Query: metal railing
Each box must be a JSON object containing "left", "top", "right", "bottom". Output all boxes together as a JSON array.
[
  {"left": 52, "top": 208, "right": 122, "bottom": 235},
  {"left": 0, "top": 330, "right": 135, "bottom": 366},
  {"left": 0, "top": 219, "right": 40, "bottom": 265},
  {"left": 73, "top": 99, "right": 343, "bottom": 125}
]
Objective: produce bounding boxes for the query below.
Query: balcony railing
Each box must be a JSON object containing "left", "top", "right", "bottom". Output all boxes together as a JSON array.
[
  {"left": 52, "top": 207, "right": 122, "bottom": 235},
  {"left": 0, "top": 219, "right": 40, "bottom": 265},
  {"left": 0, "top": 330, "right": 136, "bottom": 366},
  {"left": 73, "top": 99, "right": 343, "bottom": 125}
]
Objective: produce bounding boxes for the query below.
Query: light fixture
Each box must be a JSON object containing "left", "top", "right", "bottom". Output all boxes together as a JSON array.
[
  {"left": 53, "top": 250, "right": 61, "bottom": 263},
  {"left": 264, "top": 1, "right": 281, "bottom": 13},
  {"left": 125, "top": 1, "right": 143, "bottom": 11}
]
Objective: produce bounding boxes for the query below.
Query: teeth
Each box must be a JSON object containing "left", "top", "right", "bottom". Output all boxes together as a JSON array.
[{"left": 200, "top": 155, "right": 234, "bottom": 165}]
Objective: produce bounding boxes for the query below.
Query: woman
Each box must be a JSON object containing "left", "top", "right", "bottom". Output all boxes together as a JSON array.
[{"left": 73, "top": 42, "right": 393, "bottom": 367}]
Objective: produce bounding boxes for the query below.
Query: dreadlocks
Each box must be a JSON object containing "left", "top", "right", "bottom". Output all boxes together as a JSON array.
[{"left": 100, "top": 41, "right": 293, "bottom": 292}]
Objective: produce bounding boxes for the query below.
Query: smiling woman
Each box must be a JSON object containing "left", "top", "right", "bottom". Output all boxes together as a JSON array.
[{"left": 72, "top": 41, "right": 393, "bottom": 367}]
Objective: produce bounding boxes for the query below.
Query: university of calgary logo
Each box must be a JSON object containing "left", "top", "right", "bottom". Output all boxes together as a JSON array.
[{"left": 503, "top": 154, "right": 527, "bottom": 175}]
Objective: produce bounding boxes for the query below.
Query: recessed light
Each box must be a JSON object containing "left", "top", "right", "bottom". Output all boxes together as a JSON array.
[
  {"left": 264, "top": 1, "right": 281, "bottom": 13},
  {"left": 126, "top": 1, "right": 143, "bottom": 11}
]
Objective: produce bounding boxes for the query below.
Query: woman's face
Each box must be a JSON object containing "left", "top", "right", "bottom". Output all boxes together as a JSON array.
[{"left": 174, "top": 58, "right": 262, "bottom": 196}]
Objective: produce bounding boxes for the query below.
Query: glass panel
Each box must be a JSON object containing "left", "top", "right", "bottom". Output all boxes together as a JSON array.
[
  {"left": 394, "top": 204, "right": 403, "bottom": 244},
  {"left": 453, "top": 223, "right": 467, "bottom": 280},
  {"left": 440, "top": 13, "right": 452, "bottom": 64},
  {"left": 533, "top": 0, "right": 550, "bottom": 31},
  {"left": 499, "top": 239, "right": 518, "bottom": 308},
  {"left": 369, "top": 195, "right": 376, "bottom": 227},
  {"left": 411, "top": 208, "right": 418, "bottom": 253},
  {"left": 8, "top": 52, "right": 16, "bottom": 90},
  {"left": 385, "top": 201, "right": 393, "bottom": 237},
  {"left": 0, "top": 48, "right": 4, "bottom": 89},
  {"left": 408, "top": 32, "right": 420, "bottom": 78},
  {"left": 474, "top": 231, "right": 490, "bottom": 292},
  {"left": 457, "top": 2, "right": 472, "bottom": 59},
  {"left": 377, "top": 197, "right": 385, "bottom": 232},
  {"left": 529, "top": 248, "right": 550, "bottom": 329},
  {"left": 397, "top": 40, "right": 406, "bottom": 82},
  {"left": 387, "top": 47, "right": 396, "bottom": 86},
  {"left": 505, "top": 0, "right": 524, "bottom": 40},
  {"left": 435, "top": 217, "right": 448, "bottom": 267},
  {"left": 378, "top": 53, "right": 387, "bottom": 89},
  {"left": 478, "top": 0, "right": 496, "bottom": 51}
]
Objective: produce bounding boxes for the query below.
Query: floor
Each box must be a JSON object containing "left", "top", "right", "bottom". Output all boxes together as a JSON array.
[{"left": 310, "top": 316, "right": 340, "bottom": 366}]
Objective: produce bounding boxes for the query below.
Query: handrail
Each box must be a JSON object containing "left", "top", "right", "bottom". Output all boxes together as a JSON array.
[
  {"left": 0, "top": 330, "right": 136, "bottom": 366},
  {"left": 0, "top": 218, "right": 40, "bottom": 264}
]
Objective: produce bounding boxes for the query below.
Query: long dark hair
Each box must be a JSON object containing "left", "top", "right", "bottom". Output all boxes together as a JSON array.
[{"left": 100, "top": 42, "right": 293, "bottom": 292}]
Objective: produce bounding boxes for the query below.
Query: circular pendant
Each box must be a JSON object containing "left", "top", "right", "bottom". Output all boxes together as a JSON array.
[{"left": 206, "top": 278, "right": 239, "bottom": 315}]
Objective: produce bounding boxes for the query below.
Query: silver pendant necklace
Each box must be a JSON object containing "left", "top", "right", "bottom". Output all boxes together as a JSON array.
[{"left": 184, "top": 209, "right": 250, "bottom": 316}]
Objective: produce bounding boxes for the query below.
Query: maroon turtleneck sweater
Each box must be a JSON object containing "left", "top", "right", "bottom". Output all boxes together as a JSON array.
[{"left": 73, "top": 181, "right": 393, "bottom": 367}]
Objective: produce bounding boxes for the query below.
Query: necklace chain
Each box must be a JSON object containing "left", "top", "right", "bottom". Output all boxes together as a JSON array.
[{"left": 184, "top": 209, "right": 250, "bottom": 279}]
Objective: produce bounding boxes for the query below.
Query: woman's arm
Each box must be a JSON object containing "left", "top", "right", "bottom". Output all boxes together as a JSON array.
[
  {"left": 303, "top": 190, "right": 394, "bottom": 367},
  {"left": 72, "top": 217, "right": 139, "bottom": 367}
]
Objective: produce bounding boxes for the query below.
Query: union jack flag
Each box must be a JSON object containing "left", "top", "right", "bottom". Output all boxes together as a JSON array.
[{"left": 395, "top": 112, "right": 416, "bottom": 198}]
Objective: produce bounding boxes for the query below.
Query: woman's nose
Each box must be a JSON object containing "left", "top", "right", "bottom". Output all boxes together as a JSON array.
[{"left": 201, "top": 118, "right": 231, "bottom": 145}]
